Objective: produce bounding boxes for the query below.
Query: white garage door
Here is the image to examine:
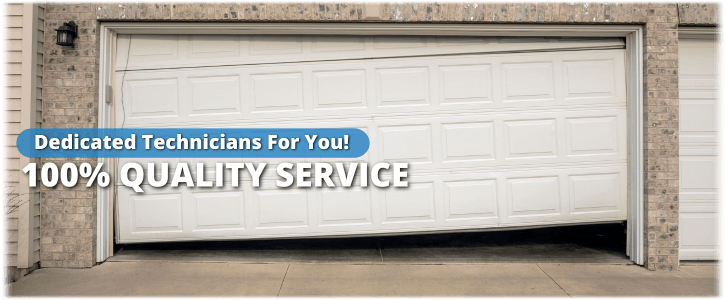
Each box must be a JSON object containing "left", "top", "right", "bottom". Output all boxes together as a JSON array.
[
  {"left": 678, "top": 36, "right": 719, "bottom": 260},
  {"left": 114, "top": 35, "right": 628, "bottom": 243}
]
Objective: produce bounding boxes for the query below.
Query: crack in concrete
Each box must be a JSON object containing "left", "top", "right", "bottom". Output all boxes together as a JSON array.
[
  {"left": 536, "top": 263, "right": 571, "bottom": 297},
  {"left": 277, "top": 264, "right": 290, "bottom": 297}
]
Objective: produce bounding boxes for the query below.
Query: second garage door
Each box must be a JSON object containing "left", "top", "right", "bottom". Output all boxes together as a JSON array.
[{"left": 114, "top": 35, "right": 628, "bottom": 243}]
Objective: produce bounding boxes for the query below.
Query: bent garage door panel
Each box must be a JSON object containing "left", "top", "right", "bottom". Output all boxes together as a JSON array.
[{"left": 115, "top": 35, "right": 627, "bottom": 243}]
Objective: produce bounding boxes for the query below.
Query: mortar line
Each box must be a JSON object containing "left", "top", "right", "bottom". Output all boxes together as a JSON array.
[
  {"left": 277, "top": 264, "right": 290, "bottom": 297},
  {"left": 536, "top": 263, "right": 571, "bottom": 298}
]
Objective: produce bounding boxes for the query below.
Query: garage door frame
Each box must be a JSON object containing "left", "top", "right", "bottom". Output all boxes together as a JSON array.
[{"left": 96, "top": 23, "right": 645, "bottom": 265}]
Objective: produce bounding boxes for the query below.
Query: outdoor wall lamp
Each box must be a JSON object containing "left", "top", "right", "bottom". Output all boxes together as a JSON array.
[{"left": 55, "top": 21, "right": 77, "bottom": 47}]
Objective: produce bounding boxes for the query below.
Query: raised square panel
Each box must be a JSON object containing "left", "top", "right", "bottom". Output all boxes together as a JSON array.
[
  {"left": 127, "top": 79, "right": 179, "bottom": 118},
  {"left": 311, "top": 36, "right": 365, "bottom": 52},
  {"left": 680, "top": 39, "right": 717, "bottom": 75},
  {"left": 681, "top": 157, "right": 716, "bottom": 189},
  {"left": 374, "top": 36, "right": 427, "bottom": 49},
  {"left": 189, "top": 76, "right": 241, "bottom": 115},
  {"left": 501, "top": 62, "right": 554, "bottom": 101},
  {"left": 129, "top": 35, "right": 177, "bottom": 60},
  {"left": 445, "top": 180, "right": 497, "bottom": 220},
  {"left": 566, "top": 117, "right": 618, "bottom": 156},
  {"left": 564, "top": 60, "right": 615, "bottom": 99},
  {"left": 379, "top": 125, "right": 432, "bottom": 162},
  {"left": 504, "top": 119, "right": 557, "bottom": 159},
  {"left": 313, "top": 70, "right": 366, "bottom": 109},
  {"left": 439, "top": 65, "right": 492, "bottom": 104},
  {"left": 250, "top": 73, "right": 303, "bottom": 112},
  {"left": 376, "top": 68, "right": 429, "bottom": 106},
  {"left": 442, "top": 122, "right": 495, "bottom": 161},
  {"left": 507, "top": 177, "right": 560, "bottom": 217},
  {"left": 192, "top": 192, "right": 244, "bottom": 230},
  {"left": 568, "top": 173, "right": 620, "bottom": 214},
  {"left": 250, "top": 36, "right": 302, "bottom": 54},
  {"left": 189, "top": 35, "right": 239, "bottom": 57},
  {"left": 681, "top": 102, "right": 716, "bottom": 132},
  {"left": 131, "top": 193, "right": 183, "bottom": 232},
  {"left": 383, "top": 183, "right": 435, "bottom": 223},
  {"left": 681, "top": 216, "right": 717, "bottom": 247},
  {"left": 257, "top": 190, "right": 307, "bottom": 228},
  {"left": 319, "top": 188, "right": 371, "bottom": 226}
]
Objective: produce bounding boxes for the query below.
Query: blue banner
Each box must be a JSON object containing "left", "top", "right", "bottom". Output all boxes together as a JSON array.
[{"left": 17, "top": 128, "right": 369, "bottom": 158}]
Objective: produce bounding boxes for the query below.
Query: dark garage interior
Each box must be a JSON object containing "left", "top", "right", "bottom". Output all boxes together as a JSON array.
[{"left": 108, "top": 223, "right": 631, "bottom": 264}]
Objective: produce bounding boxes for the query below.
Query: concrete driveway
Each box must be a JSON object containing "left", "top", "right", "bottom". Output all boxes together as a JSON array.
[{"left": 7, "top": 262, "right": 718, "bottom": 296}]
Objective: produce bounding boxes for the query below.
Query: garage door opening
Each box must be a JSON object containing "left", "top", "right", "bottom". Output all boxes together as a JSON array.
[
  {"left": 107, "top": 223, "right": 630, "bottom": 264},
  {"left": 112, "top": 34, "right": 628, "bottom": 245}
]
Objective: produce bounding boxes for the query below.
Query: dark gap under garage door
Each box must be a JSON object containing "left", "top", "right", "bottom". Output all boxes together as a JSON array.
[{"left": 107, "top": 223, "right": 631, "bottom": 264}]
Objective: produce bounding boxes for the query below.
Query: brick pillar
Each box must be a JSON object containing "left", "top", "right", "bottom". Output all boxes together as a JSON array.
[
  {"left": 643, "top": 3, "right": 680, "bottom": 271},
  {"left": 40, "top": 4, "right": 99, "bottom": 268}
]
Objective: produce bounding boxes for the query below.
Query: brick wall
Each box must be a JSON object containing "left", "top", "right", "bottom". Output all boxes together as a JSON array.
[
  {"left": 40, "top": 3, "right": 99, "bottom": 268},
  {"left": 642, "top": 4, "right": 681, "bottom": 272},
  {"left": 39, "top": 2, "right": 719, "bottom": 271}
]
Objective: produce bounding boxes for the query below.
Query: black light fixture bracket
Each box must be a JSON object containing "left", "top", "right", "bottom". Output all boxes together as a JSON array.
[{"left": 55, "top": 21, "right": 78, "bottom": 47}]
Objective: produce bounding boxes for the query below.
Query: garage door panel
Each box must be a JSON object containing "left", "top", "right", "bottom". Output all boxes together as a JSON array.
[
  {"left": 311, "top": 36, "right": 366, "bottom": 52},
  {"left": 249, "top": 72, "right": 305, "bottom": 113},
  {"left": 679, "top": 154, "right": 718, "bottom": 203},
  {"left": 191, "top": 191, "right": 245, "bottom": 232},
  {"left": 680, "top": 101, "right": 717, "bottom": 133},
  {"left": 444, "top": 179, "right": 498, "bottom": 221},
  {"left": 439, "top": 64, "right": 492, "bottom": 104},
  {"left": 680, "top": 213, "right": 719, "bottom": 260},
  {"left": 375, "top": 67, "right": 431, "bottom": 107},
  {"left": 370, "top": 108, "right": 625, "bottom": 173},
  {"left": 568, "top": 173, "right": 622, "bottom": 214},
  {"left": 130, "top": 193, "right": 184, "bottom": 233},
  {"left": 504, "top": 119, "right": 558, "bottom": 159},
  {"left": 250, "top": 35, "right": 303, "bottom": 54},
  {"left": 501, "top": 62, "right": 556, "bottom": 102},
  {"left": 117, "top": 50, "right": 625, "bottom": 127},
  {"left": 118, "top": 165, "right": 627, "bottom": 243},
  {"left": 378, "top": 124, "right": 433, "bottom": 163},
  {"left": 255, "top": 189, "right": 309, "bottom": 229},
  {"left": 188, "top": 35, "right": 241, "bottom": 59},
  {"left": 317, "top": 186, "right": 373, "bottom": 227},
  {"left": 125, "top": 78, "right": 180, "bottom": 119},
  {"left": 679, "top": 37, "right": 719, "bottom": 260},
  {"left": 116, "top": 36, "right": 628, "bottom": 243},
  {"left": 187, "top": 75, "right": 242, "bottom": 116},
  {"left": 507, "top": 176, "right": 561, "bottom": 217},
  {"left": 312, "top": 70, "right": 367, "bottom": 109},
  {"left": 117, "top": 35, "right": 624, "bottom": 71},
  {"left": 441, "top": 122, "right": 496, "bottom": 162},
  {"left": 565, "top": 116, "right": 620, "bottom": 157},
  {"left": 118, "top": 186, "right": 186, "bottom": 241},
  {"left": 563, "top": 59, "right": 617, "bottom": 100},
  {"left": 382, "top": 182, "right": 436, "bottom": 223},
  {"left": 497, "top": 166, "right": 626, "bottom": 225}
]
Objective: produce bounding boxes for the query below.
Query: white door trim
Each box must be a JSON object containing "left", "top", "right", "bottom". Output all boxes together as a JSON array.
[
  {"left": 679, "top": 26, "right": 719, "bottom": 39},
  {"left": 96, "top": 23, "right": 645, "bottom": 265}
]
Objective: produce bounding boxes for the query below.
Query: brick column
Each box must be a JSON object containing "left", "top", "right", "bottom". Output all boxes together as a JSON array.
[
  {"left": 643, "top": 3, "right": 681, "bottom": 271},
  {"left": 40, "top": 4, "right": 99, "bottom": 268}
]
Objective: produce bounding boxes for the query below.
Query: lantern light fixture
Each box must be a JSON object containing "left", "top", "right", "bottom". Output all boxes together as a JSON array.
[{"left": 55, "top": 21, "right": 77, "bottom": 47}]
